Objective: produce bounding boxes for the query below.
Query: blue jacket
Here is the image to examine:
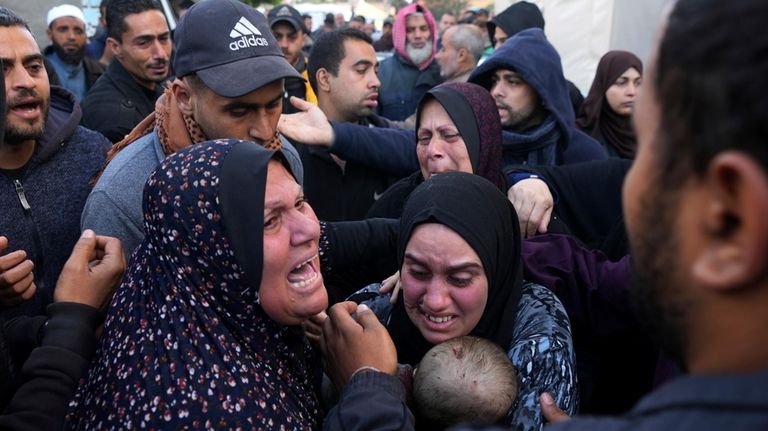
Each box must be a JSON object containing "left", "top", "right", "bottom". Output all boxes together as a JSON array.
[
  {"left": 377, "top": 54, "right": 442, "bottom": 121},
  {"left": 0, "top": 87, "right": 111, "bottom": 318},
  {"left": 469, "top": 29, "right": 607, "bottom": 165}
]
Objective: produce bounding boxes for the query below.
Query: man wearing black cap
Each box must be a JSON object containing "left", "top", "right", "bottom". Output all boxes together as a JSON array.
[
  {"left": 268, "top": 4, "right": 317, "bottom": 113},
  {"left": 81, "top": 0, "right": 304, "bottom": 256}
]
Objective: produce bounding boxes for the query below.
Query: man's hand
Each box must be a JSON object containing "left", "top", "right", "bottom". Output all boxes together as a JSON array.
[
  {"left": 508, "top": 178, "right": 554, "bottom": 238},
  {"left": 0, "top": 236, "right": 37, "bottom": 307},
  {"left": 53, "top": 230, "right": 126, "bottom": 311},
  {"left": 278, "top": 96, "right": 335, "bottom": 146},
  {"left": 540, "top": 392, "right": 571, "bottom": 424},
  {"left": 321, "top": 302, "right": 398, "bottom": 391}
]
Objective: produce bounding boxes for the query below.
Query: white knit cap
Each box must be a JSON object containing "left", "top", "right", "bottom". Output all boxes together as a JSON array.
[{"left": 46, "top": 4, "right": 86, "bottom": 27}]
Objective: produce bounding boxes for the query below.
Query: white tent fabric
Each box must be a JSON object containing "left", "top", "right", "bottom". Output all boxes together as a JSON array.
[{"left": 493, "top": 0, "right": 670, "bottom": 95}]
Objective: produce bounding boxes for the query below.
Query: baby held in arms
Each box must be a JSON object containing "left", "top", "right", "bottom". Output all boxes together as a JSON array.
[{"left": 413, "top": 336, "right": 518, "bottom": 428}]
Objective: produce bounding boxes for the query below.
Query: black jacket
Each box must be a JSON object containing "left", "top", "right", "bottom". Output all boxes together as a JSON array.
[
  {"left": 0, "top": 303, "right": 102, "bottom": 430},
  {"left": 0, "top": 87, "right": 111, "bottom": 318},
  {"left": 82, "top": 59, "right": 165, "bottom": 143}
]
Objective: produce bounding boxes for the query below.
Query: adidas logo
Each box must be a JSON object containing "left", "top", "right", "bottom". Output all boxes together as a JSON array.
[
  {"left": 229, "top": 16, "right": 269, "bottom": 51},
  {"left": 276, "top": 6, "right": 292, "bottom": 16}
]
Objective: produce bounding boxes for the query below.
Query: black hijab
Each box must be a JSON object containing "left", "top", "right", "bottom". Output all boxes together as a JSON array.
[
  {"left": 387, "top": 172, "right": 523, "bottom": 365},
  {"left": 577, "top": 50, "right": 643, "bottom": 158}
]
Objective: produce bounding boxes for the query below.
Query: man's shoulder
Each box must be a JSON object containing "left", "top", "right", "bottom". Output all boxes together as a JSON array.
[
  {"left": 69, "top": 126, "right": 112, "bottom": 152},
  {"left": 94, "top": 132, "right": 162, "bottom": 193}
]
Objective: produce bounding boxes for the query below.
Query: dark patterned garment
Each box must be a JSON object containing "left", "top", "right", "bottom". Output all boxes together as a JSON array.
[
  {"left": 358, "top": 281, "right": 578, "bottom": 431},
  {"left": 66, "top": 140, "right": 322, "bottom": 429}
]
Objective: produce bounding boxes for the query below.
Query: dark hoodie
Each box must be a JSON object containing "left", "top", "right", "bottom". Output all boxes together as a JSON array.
[
  {"left": 469, "top": 28, "right": 607, "bottom": 166},
  {"left": 0, "top": 86, "right": 111, "bottom": 319}
]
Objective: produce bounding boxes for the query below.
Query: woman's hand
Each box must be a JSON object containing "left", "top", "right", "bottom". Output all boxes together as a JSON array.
[
  {"left": 540, "top": 392, "right": 571, "bottom": 424},
  {"left": 508, "top": 178, "right": 554, "bottom": 238},
  {"left": 302, "top": 311, "right": 327, "bottom": 348},
  {"left": 379, "top": 271, "right": 402, "bottom": 304}
]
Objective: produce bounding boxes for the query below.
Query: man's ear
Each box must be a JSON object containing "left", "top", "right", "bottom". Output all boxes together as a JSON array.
[
  {"left": 456, "top": 47, "right": 468, "bottom": 63},
  {"left": 106, "top": 37, "right": 121, "bottom": 58},
  {"left": 692, "top": 151, "right": 768, "bottom": 291},
  {"left": 171, "top": 79, "right": 194, "bottom": 116},
  {"left": 46, "top": 28, "right": 53, "bottom": 40},
  {"left": 316, "top": 68, "right": 332, "bottom": 93}
]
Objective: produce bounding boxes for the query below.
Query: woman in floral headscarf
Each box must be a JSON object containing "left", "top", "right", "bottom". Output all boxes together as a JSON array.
[{"left": 67, "top": 140, "right": 327, "bottom": 429}]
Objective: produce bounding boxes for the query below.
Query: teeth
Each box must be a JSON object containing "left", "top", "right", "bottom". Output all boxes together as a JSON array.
[
  {"left": 289, "top": 271, "right": 318, "bottom": 289},
  {"left": 427, "top": 314, "right": 453, "bottom": 323},
  {"left": 292, "top": 255, "right": 317, "bottom": 271}
]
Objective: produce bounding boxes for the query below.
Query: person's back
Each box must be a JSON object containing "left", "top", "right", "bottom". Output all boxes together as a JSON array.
[{"left": 414, "top": 336, "right": 518, "bottom": 428}]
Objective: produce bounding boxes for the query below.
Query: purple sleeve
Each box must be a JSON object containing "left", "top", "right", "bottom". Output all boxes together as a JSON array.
[{"left": 521, "top": 234, "right": 638, "bottom": 334}]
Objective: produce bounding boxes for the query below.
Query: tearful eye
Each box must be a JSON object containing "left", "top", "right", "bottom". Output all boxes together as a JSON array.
[{"left": 264, "top": 215, "right": 278, "bottom": 229}]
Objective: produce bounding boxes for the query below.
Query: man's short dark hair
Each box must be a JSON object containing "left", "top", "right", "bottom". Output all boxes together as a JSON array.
[
  {"left": 307, "top": 28, "right": 372, "bottom": 94},
  {"left": 0, "top": 6, "right": 31, "bottom": 32},
  {"left": 106, "top": 0, "right": 164, "bottom": 42},
  {"left": 654, "top": 0, "right": 768, "bottom": 184}
]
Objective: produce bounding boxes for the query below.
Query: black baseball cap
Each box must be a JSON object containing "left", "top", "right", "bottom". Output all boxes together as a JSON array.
[
  {"left": 173, "top": 0, "right": 303, "bottom": 98},
  {"left": 268, "top": 4, "right": 308, "bottom": 34}
]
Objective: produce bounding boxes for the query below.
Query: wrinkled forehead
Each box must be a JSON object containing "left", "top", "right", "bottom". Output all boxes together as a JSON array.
[{"left": 406, "top": 13, "right": 428, "bottom": 28}]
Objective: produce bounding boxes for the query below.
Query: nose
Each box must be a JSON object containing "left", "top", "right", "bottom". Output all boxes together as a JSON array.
[
  {"left": 421, "top": 279, "right": 451, "bottom": 312},
  {"left": 626, "top": 82, "right": 638, "bottom": 97},
  {"left": 425, "top": 137, "right": 444, "bottom": 160},
  {"left": 289, "top": 204, "right": 320, "bottom": 246},
  {"left": 249, "top": 116, "right": 277, "bottom": 144},
  {"left": 490, "top": 82, "right": 503, "bottom": 99},
  {"left": 369, "top": 70, "right": 381, "bottom": 89},
  {"left": 150, "top": 39, "right": 168, "bottom": 60}
]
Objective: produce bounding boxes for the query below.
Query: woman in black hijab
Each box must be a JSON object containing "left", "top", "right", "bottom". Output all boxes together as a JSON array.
[
  {"left": 360, "top": 172, "right": 578, "bottom": 430},
  {"left": 577, "top": 51, "right": 643, "bottom": 158},
  {"left": 367, "top": 81, "right": 503, "bottom": 219}
]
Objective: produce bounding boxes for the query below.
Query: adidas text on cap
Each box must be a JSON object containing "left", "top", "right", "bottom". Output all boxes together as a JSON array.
[{"left": 173, "top": 0, "right": 303, "bottom": 98}]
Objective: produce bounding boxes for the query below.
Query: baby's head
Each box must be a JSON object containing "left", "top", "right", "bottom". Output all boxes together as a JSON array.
[{"left": 413, "top": 336, "right": 518, "bottom": 427}]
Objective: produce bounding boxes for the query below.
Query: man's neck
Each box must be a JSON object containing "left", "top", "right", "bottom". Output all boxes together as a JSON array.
[
  {"left": 446, "top": 65, "right": 474, "bottom": 83},
  {"left": 687, "top": 289, "right": 768, "bottom": 374},
  {"left": 318, "top": 101, "right": 359, "bottom": 125},
  {"left": 0, "top": 140, "right": 36, "bottom": 170},
  {"left": 508, "top": 111, "right": 547, "bottom": 133},
  {"left": 118, "top": 60, "right": 157, "bottom": 91}
]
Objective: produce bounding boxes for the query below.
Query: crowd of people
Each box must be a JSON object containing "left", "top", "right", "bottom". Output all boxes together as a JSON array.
[{"left": 1, "top": 0, "right": 767, "bottom": 429}]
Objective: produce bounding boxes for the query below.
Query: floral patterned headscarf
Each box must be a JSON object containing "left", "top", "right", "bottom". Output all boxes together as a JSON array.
[{"left": 67, "top": 140, "right": 321, "bottom": 429}]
